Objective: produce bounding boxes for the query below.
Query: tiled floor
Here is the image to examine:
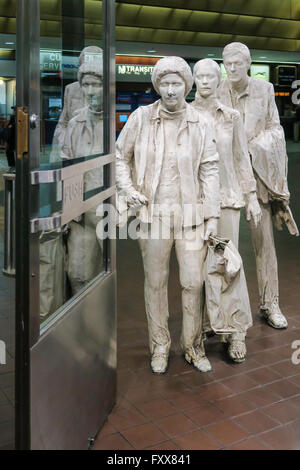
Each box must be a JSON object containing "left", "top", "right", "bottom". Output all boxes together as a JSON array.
[{"left": 94, "top": 141, "right": 300, "bottom": 451}]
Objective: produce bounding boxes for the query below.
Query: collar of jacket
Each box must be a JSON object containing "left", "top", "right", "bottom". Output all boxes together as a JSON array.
[
  {"left": 193, "top": 94, "right": 226, "bottom": 113},
  {"left": 225, "top": 77, "right": 251, "bottom": 100},
  {"left": 149, "top": 99, "right": 199, "bottom": 123}
]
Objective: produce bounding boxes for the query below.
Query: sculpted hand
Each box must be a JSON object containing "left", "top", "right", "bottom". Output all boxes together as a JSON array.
[
  {"left": 245, "top": 192, "right": 261, "bottom": 227},
  {"left": 126, "top": 190, "right": 148, "bottom": 208},
  {"left": 204, "top": 217, "right": 218, "bottom": 241}
]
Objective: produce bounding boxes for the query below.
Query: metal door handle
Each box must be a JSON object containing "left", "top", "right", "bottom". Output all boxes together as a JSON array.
[{"left": 17, "top": 106, "right": 29, "bottom": 159}]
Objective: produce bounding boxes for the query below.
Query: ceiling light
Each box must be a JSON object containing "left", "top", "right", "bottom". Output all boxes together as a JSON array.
[
  {"left": 5, "top": 42, "right": 14, "bottom": 45},
  {"left": 147, "top": 49, "right": 156, "bottom": 53},
  {"left": 207, "top": 53, "right": 215, "bottom": 57},
  {"left": 259, "top": 56, "right": 267, "bottom": 59}
]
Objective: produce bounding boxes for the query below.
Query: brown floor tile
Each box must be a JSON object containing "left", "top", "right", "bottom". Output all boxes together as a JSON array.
[
  {"left": 123, "top": 383, "right": 163, "bottom": 404},
  {"left": 251, "top": 350, "right": 286, "bottom": 366},
  {"left": 173, "top": 429, "right": 221, "bottom": 450},
  {"left": 264, "top": 379, "right": 300, "bottom": 399},
  {"left": 146, "top": 440, "right": 178, "bottom": 450},
  {"left": 154, "top": 377, "right": 194, "bottom": 399},
  {"left": 263, "top": 399, "right": 300, "bottom": 424},
  {"left": 247, "top": 366, "right": 281, "bottom": 385},
  {"left": 290, "top": 374, "right": 300, "bottom": 386},
  {"left": 221, "top": 374, "right": 258, "bottom": 394},
  {"left": 204, "top": 419, "right": 250, "bottom": 446},
  {"left": 96, "top": 420, "right": 117, "bottom": 439},
  {"left": 240, "top": 386, "right": 282, "bottom": 408},
  {"left": 215, "top": 395, "right": 256, "bottom": 417},
  {"left": 226, "top": 437, "right": 271, "bottom": 450},
  {"left": 260, "top": 423, "right": 300, "bottom": 450},
  {"left": 167, "top": 390, "right": 208, "bottom": 411},
  {"left": 185, "top": 403, "right": 225, "bottom": 426},
  {"left": 108, "top": 402, "right": 148, "bottom": 431},
  {"left": 121, "top": 423, "right": 167, "bottom": 449},
  {"left": 135, "top": 398, "right": 177, "bottom": 421},
  {"left": 155, "top": 412, "right": 198, "bottom": 438},
  {"left": 272, "top": 360, "right": 300, "bottom": 378},
  {"left": 235, "top": 410, "right": 279, "bottom": 434},
  {"left": 179, "top": 370, "right": 217, "bottom": 388},
  {"left": 93, "top": 433, "right": 134, "bottom": 450},
  {"left": 196, "top": 382, "right": 233, "bottom": 402}
]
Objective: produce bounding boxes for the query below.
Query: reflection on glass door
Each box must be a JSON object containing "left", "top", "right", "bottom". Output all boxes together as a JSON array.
[{"left": 39, "top": 0, "right": 109, "bottom": 327}]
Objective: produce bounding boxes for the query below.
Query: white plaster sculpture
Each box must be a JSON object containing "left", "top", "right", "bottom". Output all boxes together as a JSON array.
[
  {"left": 219, "top": 42, "right": 297, "bottom": 329},
  {"left": 50, "top": 46, "right": 103, "bottom": 162},
  {"left": 192, "top": 58, "right": 261, "bottom": 362},
  {"left": 62, "top": 60, "right": 104, "bottom": 294},
  {"left": 116, "top": 56, "right": 220, "bottom": 374}
]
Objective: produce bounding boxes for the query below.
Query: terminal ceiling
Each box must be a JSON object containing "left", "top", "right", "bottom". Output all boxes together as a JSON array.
[{"left": 0, "top": 0, "right": 299, "bottom": 54}]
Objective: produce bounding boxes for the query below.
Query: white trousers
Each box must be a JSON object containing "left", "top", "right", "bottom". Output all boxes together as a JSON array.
[
  {"left": 138, "top": 223, "right": 207, "bottom": 358},
  {"left": 248, "top": 201, "right": 279, "bottom": 310}
]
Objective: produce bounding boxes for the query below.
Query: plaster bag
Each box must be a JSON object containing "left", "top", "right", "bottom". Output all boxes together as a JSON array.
[
  {"left": 40, "top": 228, "right": 67, "bottom": 319},
  {"left": 205, "top": 236, "right": 252, "bottom": 335}
]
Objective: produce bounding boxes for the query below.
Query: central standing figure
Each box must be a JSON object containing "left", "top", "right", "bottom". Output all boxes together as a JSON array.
[{"left": 116, "top": 57, "right": 220, "bottom": 374}]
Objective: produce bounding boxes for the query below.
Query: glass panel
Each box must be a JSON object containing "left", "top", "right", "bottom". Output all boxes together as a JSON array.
[
  {"left": 0, "top": 7, "right": 16, "bottom": 452},
  {"left": 39, "top": 0, "right": 108, "bottom": 326}
]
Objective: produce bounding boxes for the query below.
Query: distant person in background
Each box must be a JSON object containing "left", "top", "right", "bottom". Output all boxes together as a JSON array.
[
  {"left": 50, "top": 45, "right": 103, "bottom": 162},
  {"left": 5, "top": 114, "right": 16, "bottom": 170}
]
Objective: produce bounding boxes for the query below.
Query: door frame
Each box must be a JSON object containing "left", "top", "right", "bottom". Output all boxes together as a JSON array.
[{"left": 15, "top": 0, "right": 116, "bottom": 450}]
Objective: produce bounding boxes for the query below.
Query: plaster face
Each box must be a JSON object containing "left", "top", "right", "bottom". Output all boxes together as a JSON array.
[
  {"left": 194, "top": 62, "right": 219, "bottom": 98},
  {"left": 223, "top": 52, "right": 249, "bottom": 83},
  {"left": 82, "top": 74, "right": 103, "bottom": 112},
  {"left": 158, "top": 73, "right": 186, "bottom": 111}
]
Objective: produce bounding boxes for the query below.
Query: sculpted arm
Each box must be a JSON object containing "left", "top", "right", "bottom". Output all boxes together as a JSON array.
[
  {"left": 232, "top": 112, "right": 261, "bottom": 226},
  {"left": 116, "top": 111, "right": 148, "bottom": 209},
  {"left": 199, "top": 124, "right": 220, "bottom": 240}
]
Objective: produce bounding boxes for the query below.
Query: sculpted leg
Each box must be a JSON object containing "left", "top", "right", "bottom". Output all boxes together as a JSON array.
[
  {"left": 138, "top": 234, "right": 173, "bottom": 374},
  {"left": 248, "top": 202, "right": 288, "bottom": 329},
  {"left": 175, "top": 226, "right": 211, "bottom": 372}
]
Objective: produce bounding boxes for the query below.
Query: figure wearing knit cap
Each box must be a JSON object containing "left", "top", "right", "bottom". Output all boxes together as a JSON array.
[{"left": 116, "top": 56, "right": 220, "bottom": 374}]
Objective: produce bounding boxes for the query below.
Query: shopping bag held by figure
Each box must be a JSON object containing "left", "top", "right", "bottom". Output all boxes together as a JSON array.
[{"left": 205, "top": 236, "right": 253, "bottom": 335}]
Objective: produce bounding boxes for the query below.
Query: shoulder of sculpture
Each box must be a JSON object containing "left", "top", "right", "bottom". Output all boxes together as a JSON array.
[
  {"left": 65, "top": 81, "right": 81, "bottom": 96},
  {"left": 249, "top": 77, "right": 272, "bottom": 93}
]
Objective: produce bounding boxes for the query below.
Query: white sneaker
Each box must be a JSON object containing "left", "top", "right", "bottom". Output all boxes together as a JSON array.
[
  {"left": 151, "top": 353, "right": 168, "bottom": 375},
  {"left": 261, "top": 300, "right": 288, "bottom": 329}
]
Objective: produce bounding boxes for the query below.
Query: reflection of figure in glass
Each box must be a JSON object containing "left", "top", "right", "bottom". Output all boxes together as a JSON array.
[
  {"left": 116, "top": 56, "right": 220, "bottom": 374},
  {"left": 219, "top": 42, "right": 291, "bottom": 329},
  {"left": 50, "top": 45, "right": 103, "bottom": 162},
  {"left": 62, "top": 60, "right": 104, "bottom": 294},
  {"left": 192, "top": 59, "right": 261, "bottom": 362},
  {"left": 4, "top": 113, "right": 16, "bottom": 170}
]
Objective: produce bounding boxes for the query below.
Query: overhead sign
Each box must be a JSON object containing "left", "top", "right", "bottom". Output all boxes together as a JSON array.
[{"left": 116, "top": 64, "right": 155, "bottom": 82}]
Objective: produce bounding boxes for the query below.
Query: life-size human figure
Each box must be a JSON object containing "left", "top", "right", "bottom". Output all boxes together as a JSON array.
[
  {"left": 116, "top": 56, "right": 220, "bottom": 374},
  {"left": 219, "top": 42, "right": 291, "bottom": 329},
  {"left": 50, "top": 46, "right": 103, "bottom": 162},
  {"left": 62, "top": 60, "right": 104, "bottom": 294},
  {"left": 192, "top": 58, "right": 261, "bottom": 362}
]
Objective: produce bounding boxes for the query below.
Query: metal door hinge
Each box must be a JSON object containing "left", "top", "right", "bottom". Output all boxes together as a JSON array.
[{"left": 17, "top": 106, "right": 29, "bottom": 159}]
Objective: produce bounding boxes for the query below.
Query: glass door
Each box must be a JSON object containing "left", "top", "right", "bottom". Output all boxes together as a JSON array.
[{"left": 16, "top": 0, "right": 116, "bottom": 449}]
